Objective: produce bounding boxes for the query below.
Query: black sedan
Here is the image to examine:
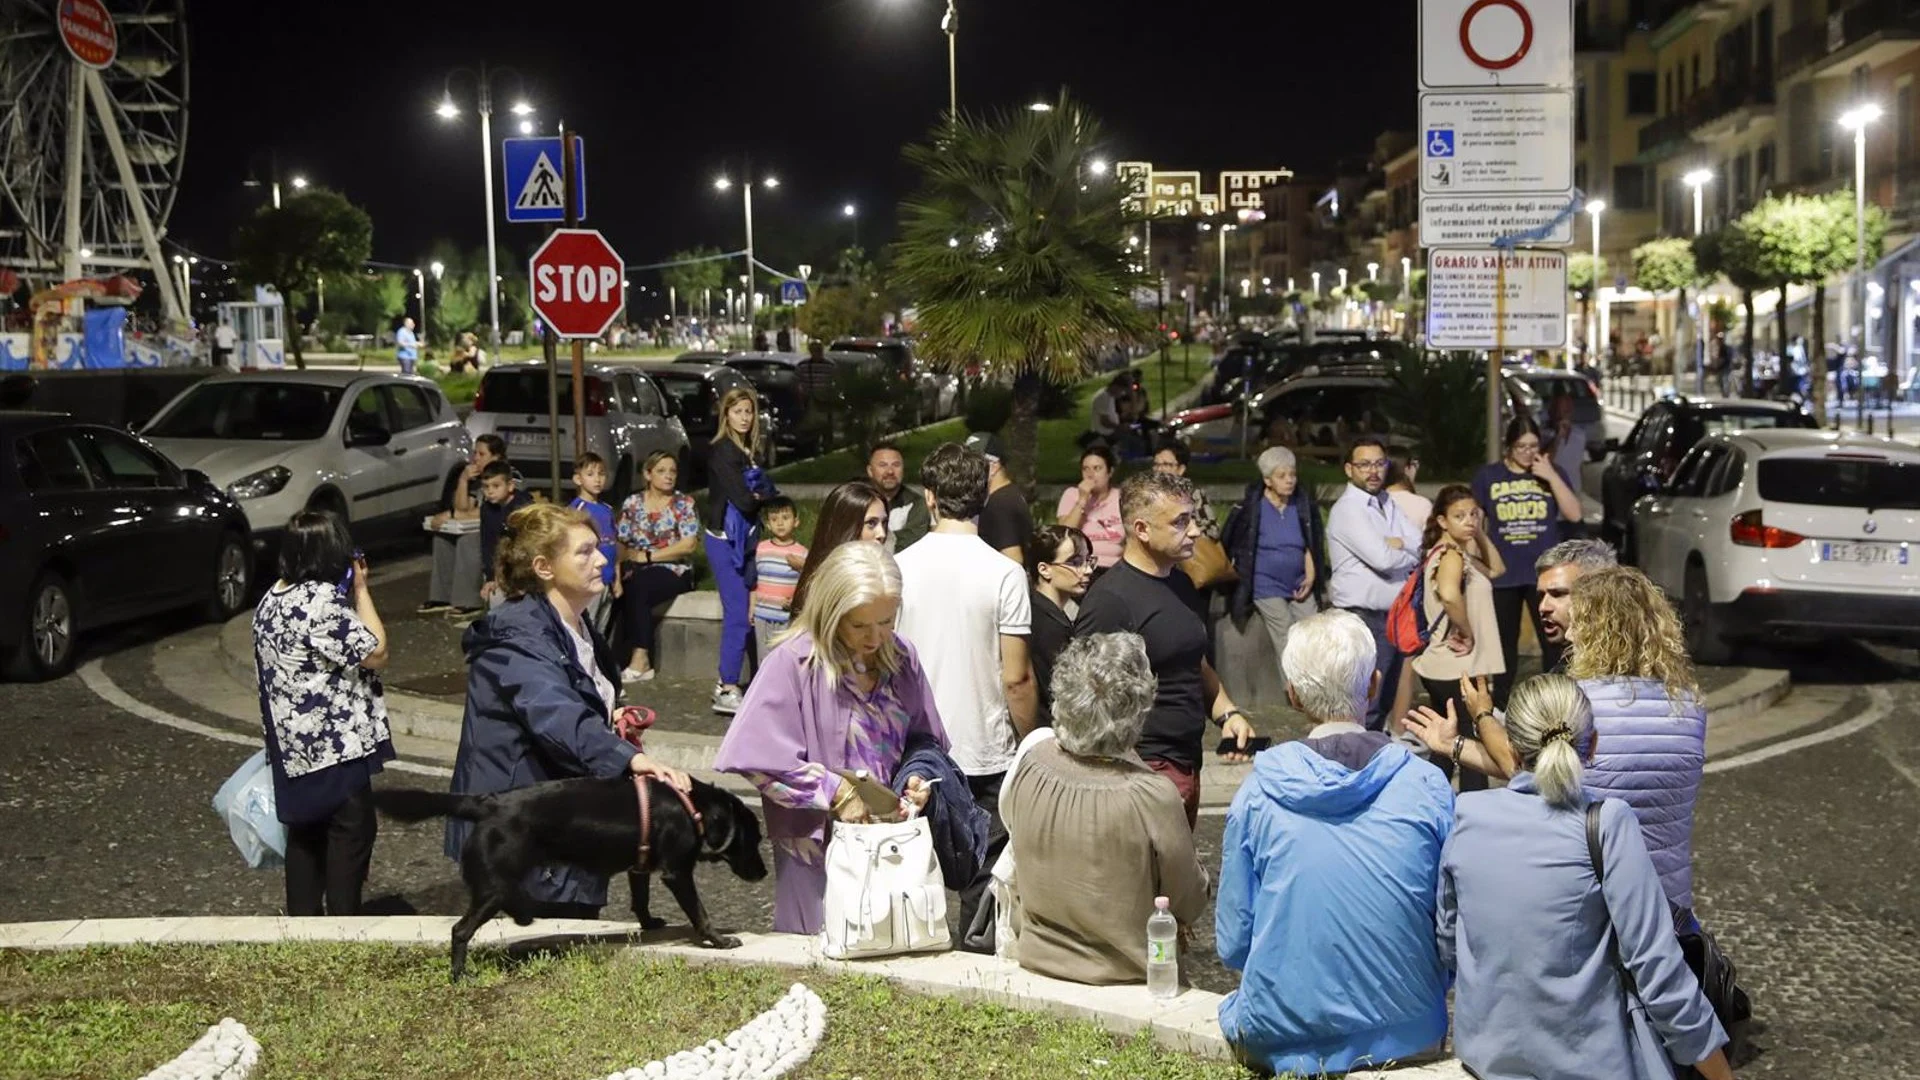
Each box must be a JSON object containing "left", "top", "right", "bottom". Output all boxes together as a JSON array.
[{"left": 0, "top": 412, "right": 253, "bottom": 680}]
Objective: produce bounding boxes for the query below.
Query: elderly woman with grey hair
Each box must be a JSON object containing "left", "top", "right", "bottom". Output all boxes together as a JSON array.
[
  {"left": 1224, "top": 444, "right": 1328, "bottom": 665},
  {"left": 1000, "top": 632, "right": 1210, "bottom": 986}
]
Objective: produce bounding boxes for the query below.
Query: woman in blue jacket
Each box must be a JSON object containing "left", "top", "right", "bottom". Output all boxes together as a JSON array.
[
  {"left": 448, "top": 502, "right": 689, "bottom": 919},
  {"left": 703, "top": 386, "right": 772, "bottom": 716},
  {"left": 1439, "top": 674, "right": 1734, "bottom": 1080},
  {"left": 1224, "top": 446, "right": 1328, "bottom": 659}
]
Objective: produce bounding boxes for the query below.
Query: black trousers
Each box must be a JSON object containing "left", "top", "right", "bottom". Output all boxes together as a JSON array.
[
  {"left": 959, "top": 771, "right": 1008, "bottom": 954},
  {"left": 620, "top": 563, "right": 693, "bottom": 653},
  {"left": 1490, "top": 585, "right": 1562, "bottom": 709},
  {"left": 1421, "top": 677, "right": 1490, "bottom": 792},
  {"left": 283, "top": 785, "right": 377, "bottom": 917}
]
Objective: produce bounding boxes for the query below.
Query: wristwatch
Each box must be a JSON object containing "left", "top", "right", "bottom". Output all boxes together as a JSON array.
[
  {"left": 1213, "top": 708, "right": 1248, "bottom": 729},
  {"left": 1452, "top": 735, "right": 1468, "bottom": 763}
]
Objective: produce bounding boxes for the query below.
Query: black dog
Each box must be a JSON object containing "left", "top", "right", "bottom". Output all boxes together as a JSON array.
[{"left": 375, "top": 775, "right": 766, "bottom": 980}]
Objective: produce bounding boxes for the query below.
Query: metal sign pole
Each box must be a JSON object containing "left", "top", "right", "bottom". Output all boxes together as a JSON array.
[
  {"left": 1490, "top": 254, "right": 1507, "bottom": 464},
  {"left": 544, "top": 124, "right": 567, "bottom": 503},
  {"left": 564, "top": 132, "right": 588, "bottom": 465}
]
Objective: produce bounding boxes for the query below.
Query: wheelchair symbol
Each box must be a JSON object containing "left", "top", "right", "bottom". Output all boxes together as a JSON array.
[{"left": 1427, "top": 129, "right": 1455, "bottom": 158}]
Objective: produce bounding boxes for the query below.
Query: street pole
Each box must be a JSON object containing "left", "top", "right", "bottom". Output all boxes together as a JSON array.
[
  {"left": 564, "top": 127, "right": 588, "bottom": 467},
  {"left": 414, "top": 268, "right": 428, "bottom": 350},
  {"left": 1855, "top": 120, "right": 1867, "bottom": 372},
  {"left": 478, "top": 79, "right": 502, "bottom": 352},
  {"left": 943, "top": 0, "right": 958, "bottom": 118},
  {"left": 743, "top": 181, "right": 756, "bottom": 344},
  {"left": 1692, "top": 182, "right": 1705, "bottom": 394}
]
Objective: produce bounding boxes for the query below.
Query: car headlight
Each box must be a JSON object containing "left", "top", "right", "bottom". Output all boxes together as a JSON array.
[{"left": 227, "top": 466, "right": 292, "bottom": 500}]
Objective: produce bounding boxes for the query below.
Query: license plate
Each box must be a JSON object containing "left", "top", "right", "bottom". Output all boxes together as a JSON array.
[
  {"left": 505, "top": 430, "right": 551, "bottom": 449},
  {"left": 1819, "top": 541, "right": 1910, "bottom": 565}
]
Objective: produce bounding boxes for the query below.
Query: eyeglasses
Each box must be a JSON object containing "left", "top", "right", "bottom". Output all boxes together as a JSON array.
[
  {"left": 1047, "top": 557, "right": 1097, "bottom": 573},
  {"left": 1348, "top": 459, "right": 1390, "bottom": 472}
]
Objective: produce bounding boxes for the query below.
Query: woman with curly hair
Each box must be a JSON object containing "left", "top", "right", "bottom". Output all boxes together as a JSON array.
[{"left": 1566, "top": 566, "right": 1706, "bottom": 916}]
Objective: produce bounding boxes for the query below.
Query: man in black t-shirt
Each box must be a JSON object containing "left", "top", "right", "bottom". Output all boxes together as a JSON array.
[
  {"left": 964, "top": 430, "right": 1032, "bottom": 568},
  {"left": 1074, "top": 471, "right": 1259, "bottom": 826}
]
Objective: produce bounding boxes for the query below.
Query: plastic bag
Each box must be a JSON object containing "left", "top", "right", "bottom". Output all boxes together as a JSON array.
[{"left": 211, "top": 750, "right": 287, "bottom": 869}]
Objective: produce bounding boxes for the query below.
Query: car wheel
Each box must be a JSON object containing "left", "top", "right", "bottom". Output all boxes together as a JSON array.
[
  {"left": 6, "top": 571, "right": 76, "bottom": 682},
  {"left": 1682, "top": 563, "right": 1736, "bottom": 667},
  {"left": 204, "top": 532, "right": 252, "bottom": 622}
]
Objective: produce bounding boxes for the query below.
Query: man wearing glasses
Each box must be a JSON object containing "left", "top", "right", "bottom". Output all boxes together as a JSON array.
[{"left": 1325, "top": 437, "right": 1424, "bottom": 731}]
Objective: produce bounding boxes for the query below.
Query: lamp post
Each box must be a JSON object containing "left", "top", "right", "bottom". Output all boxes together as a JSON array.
[
  {"left": 1217, "top": 223, "right": 1236, "bottom": 319},
  {"left": 436, "top": 64, "right": 534, "bottom": 352},
  {"left": 1586, "top": 198, "right": 1607, "bottom": 368},
  {"left": 1682, "top": 169, "right": 1713, "bottom": 391},
  {"left": 716, "top": 172, "right": 779, "bottom": 338},
  {"left": 413, "top": 267, "right": 428, "bottom": 350},
  {"left": 1841, "top": 104, "right": 1882, "bottom": 375},
  {"left": 843, "top": 202, "right": 860, "bottom": 250},
  {"left": 943, "top": 0, "right": 958, "bottom": 117},
  {"left": 171, "top": 255, "right": 197, "bottom": 325}
]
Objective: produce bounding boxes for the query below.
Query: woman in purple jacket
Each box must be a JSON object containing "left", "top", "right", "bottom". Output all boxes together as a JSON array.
[{"left": 715, "top": 541, "right": 945, "bottom": 933}]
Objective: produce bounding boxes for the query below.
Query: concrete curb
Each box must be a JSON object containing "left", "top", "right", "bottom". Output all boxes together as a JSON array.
[{"left": 0, "top": 917, "right": 1466, "bottom": 1078}]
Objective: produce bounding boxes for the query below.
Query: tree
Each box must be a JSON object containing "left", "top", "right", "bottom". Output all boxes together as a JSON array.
[
  {"left": 796, "top": 284, "right": 887, "bottom": 340},
  {"left": 1695, "top": 223, "right": 1768, "bottom": 389},
  {"left": 1739, "top": 191, "right": 1888, "bottom": 422},
  {"left": 889, "top": 94, "right": 1152, "bottom": 483},
  {"left": 231, "top": 189, "right": 373, "bottom": 369},
  {"left": 1632, "top": 237, "right": 1698, "bottom": 379},
  {"left": 659, "top": 247, "right": 726, "bottom": 318},
  {"left": 1567, "top": 253, "right": 1608, "bottom": 360}
]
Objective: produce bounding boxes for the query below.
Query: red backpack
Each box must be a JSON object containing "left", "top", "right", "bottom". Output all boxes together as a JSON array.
[{"left": 1385, "top": 549, "right": 1448, "bottom": 656}]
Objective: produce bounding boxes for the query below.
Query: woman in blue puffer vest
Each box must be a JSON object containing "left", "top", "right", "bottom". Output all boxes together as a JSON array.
[{"left": 1564, "top": 566, "right": 1707, "bottom": 914}]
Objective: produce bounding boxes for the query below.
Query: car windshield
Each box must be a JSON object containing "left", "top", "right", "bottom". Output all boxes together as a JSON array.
[
  {"left": 145, "top": 382, "right": 343, "bottom": 440},
  {"left": 476, "top": 370, "right": 591, "bottom": 414},
  {"left": 1757, "top": 456, "right": 1920, "bottom": 510},
  {"left": 647, "top": 372, "right": 712, "bottom": 420},
  {"left": 1695, "top": 409, "right": 1815, "bottom": 436}
]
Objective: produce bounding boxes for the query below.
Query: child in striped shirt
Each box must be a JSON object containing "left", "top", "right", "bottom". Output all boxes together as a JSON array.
[{"left": 752, "top": 496, "right": 808, "bottom": 663}]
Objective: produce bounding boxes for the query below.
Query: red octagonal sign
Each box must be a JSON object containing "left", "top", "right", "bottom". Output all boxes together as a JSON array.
[{"left": 530, "top": 229, "right": 625, "bottom": 339}]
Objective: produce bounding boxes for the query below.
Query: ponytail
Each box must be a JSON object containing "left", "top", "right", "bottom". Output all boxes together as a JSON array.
[{"left": 1504, "top": 674, "right": 1595, "bottom": 810}]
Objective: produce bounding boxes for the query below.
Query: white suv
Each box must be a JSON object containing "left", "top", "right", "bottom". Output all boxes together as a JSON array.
[
  {"left": 143, "top": 371, "right": 471, "bottom": 556},
  {"left": 1631, "top": 428, "right": 1920, "bottom": 663}
]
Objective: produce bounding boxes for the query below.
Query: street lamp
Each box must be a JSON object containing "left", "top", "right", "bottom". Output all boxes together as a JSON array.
[
  {"left": 1367, "top": 261, "right": 1379, "bottom": 282},
  {"left": 1400, "top": 255, "right": 1412, "bottom": 299},
  {"left": 843, "top": 201, "right": 860, "bottom": 248},
  {"left": 436, "top": 64, "right": 534, "bottom": 351},
  {"left": 1337, "top": 267, "right": 1348, "bottom": 291},
  {"left": 716, "top": 171, "right": 780, "bottom": 334},
  {"left": 1682, "top": 168, "right": 1712, "bottom": 235},
  {"left": 1841, "top": 103, "right": 1883, "bottom": 361},
  {"left": 1586, "top": 198, "right": 1607, "bottom": 366},
  {"left": 1681, "top": 170, "right": 1713, "bottom": 391},
  {"left": 1217, "top": 223, "right": 1237, "bottom": 318},
  {"left": 413, "top": 267, "right": 428, "bottom": 350},
  {"left": 1089, "top": 157, "right": 1108, "bottom": 176},
  {"left": 1311, "top": 271, "right": 1321, "bottom": 295},
  {"left": 290, "top": 176, "right": 308, "bottom": 193},
  {"left": 1028, "top": 101, "right": 1054, "bottom": 112}
]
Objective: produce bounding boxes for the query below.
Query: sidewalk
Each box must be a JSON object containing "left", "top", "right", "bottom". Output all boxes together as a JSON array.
[{"left": 1599, "top": 374, "right": 1920, "bottom": 442}]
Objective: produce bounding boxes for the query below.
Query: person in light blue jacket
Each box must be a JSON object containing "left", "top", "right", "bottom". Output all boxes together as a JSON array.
[
  {"left": 1439, "top": 674, "right": 1735, "bottom": 1080},
  {"left": 1216, "top": 610, "right": 1453, "bottom": 1076}
]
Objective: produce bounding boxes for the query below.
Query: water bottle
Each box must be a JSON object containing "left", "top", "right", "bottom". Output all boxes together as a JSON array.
[{"left": 1147, "top": 896, "right": 1179, "bottom": 1000}]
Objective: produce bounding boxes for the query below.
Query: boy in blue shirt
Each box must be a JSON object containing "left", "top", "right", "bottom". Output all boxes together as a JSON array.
[
  {"left": 568, "top": 451, "right": 619, "bottom": 637},
  {"left": 474, "top": 461, "right": 534, "bottom": 619}
]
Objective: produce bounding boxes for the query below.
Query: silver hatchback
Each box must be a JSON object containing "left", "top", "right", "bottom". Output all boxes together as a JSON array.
[{"left": 465, "top": 362, "right": 690, "bottom": 500}]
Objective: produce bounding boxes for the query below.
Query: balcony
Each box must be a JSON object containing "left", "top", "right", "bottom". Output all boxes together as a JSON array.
[
  {"left": 1649, "top": 0, "right": 1745, "bottom": 48},
  {"left": 1577, "top": 18, "right": 1628, "bottom": 53},
  {"left": 1638, "top": 110, "right": 1698, "bottom": 161},
  {"left": 1778, "top": 0, "right": 1920, "bottom": 82},
  {"left": 1686, "top": 79, "right": 1776, "bottom": 141}
]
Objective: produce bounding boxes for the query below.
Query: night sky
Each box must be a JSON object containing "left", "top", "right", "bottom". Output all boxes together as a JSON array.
[{"left": 172, "top": 0, "right": 1417, "bottom": 281}]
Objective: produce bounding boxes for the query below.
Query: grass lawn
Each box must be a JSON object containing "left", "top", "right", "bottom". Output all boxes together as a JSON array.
[
  {"left": 770, "top": 345, "right": 1216, "bottom": 486},
  {"left": 0, "top": 943, "right": 1261, "bottom": 1080}
]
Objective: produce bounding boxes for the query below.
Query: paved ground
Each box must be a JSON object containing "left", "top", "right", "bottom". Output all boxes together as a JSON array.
[{"left": 2, "top": 591, "right": 1916, "bottom": 1076}]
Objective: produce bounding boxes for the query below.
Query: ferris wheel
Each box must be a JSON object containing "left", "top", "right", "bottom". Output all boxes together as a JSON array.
[{"left": 0, "top": 0, "right": 188, "bottom": 322}]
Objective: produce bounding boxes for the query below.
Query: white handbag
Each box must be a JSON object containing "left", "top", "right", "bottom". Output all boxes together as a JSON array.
[{"left": 819, "top": 816, "right": 951, "bottom": 959}]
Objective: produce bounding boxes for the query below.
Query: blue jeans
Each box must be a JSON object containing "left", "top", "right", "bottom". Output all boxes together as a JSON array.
[
  {"left": 1342, "top": 605, "right": 1400, "bottom": 732},
  {"left": 704, "top": 533, "right": 751, "bottom": 685},
  {"left": 398, "top": 353, "right": 416, "bottom": 375}
]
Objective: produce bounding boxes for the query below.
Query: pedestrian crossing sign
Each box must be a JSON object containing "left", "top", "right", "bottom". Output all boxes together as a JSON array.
[{"left": 502, "top": 137, "right": 586, "bottom": 223}]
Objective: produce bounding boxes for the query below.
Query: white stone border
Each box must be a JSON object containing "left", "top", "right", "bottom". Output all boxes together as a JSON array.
[
  {"left": 136, "top": 1018, "right": 259, "bottom": 1080},
  {"left": 597, "top": 983, "right": 825, "bottom": 1080}
]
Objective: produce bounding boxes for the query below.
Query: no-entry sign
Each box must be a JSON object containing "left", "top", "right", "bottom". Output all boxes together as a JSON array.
[
  {"left": 1420, "top": 0, "right": 1571, "bottom": 90},
  {"left": 530, "top": 229, "right": 625, "bottom": 339},
  {"left": 59, "top": 0, "right": 117, "bottom": 69}
]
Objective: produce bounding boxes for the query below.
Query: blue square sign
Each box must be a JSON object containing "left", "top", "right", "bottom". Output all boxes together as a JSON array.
[
  {"left": 1425, "top": 129, "right": 1455, "bottom": 158},
  {"left": 778, "top": 280, "right": 808, "bottom": 304},
  {"left": 502, "top": 137, "right": 586, "bottom": 223}
]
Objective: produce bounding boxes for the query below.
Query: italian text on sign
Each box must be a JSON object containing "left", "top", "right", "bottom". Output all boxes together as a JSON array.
[
  {"left": 1419, "top": 91, "right": 1574, "bottom": 196},
  {"left": 1420, "top": 0, "right": 1573, "bottom": 89},
  {"left": 1425, "top": 248, "right": 1567, "bottom": 349},
  {"left": 1420, "top": 195, "right": 1575, "bottom": 246}
]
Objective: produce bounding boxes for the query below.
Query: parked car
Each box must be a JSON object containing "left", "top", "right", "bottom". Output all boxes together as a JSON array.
[
  {"left": 1631, "top": 429, "right": 1920, "bottom": 663},
  {"left": 829, "top": 337, "right": 957, "bottom": 423},
  {"left": 466, "top": 361, "right": 690, "bottom": 501},
  {"left": 1599, "top": 396, "right": 1816, "bottom": 553},
  {"left": 1, "top": 411, "right": 253, "bottom": 680},
  {"left": 143, "top": 371, "right": 471, "bottom": 557},
  {"left": 676, "top": 351, "right": 822, "bottom": 456},
  {"left": 633, "top": 361, "right": 772, "bottom": 481},
  {"left": 1510, "top": 366, "right": 1607, "bottom": 461}
]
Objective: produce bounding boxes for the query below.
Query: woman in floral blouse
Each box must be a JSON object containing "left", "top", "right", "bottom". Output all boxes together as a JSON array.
[
  {"left": 715, "top": 541, "right": 945, "bottom": 934},
  {"left": 253, "top": 511, "right": 392, "bottom": 916},
  {"left": 614, "top": 450, "right": 700, "bottom": 681}
]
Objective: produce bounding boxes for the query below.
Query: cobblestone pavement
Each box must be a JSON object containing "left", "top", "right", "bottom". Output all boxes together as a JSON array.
[{"left": 2, "top": 608, "right": 1915, "bottom": 1078}]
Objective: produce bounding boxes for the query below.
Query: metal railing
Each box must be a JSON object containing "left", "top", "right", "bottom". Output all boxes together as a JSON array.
[{"left": 1779, "top": 0, "right": 1920, "bottom": 81}]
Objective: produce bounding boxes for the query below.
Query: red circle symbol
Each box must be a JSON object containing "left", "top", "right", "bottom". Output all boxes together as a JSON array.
[
  {"left": 529, "top": 229, "right": 627, "bottom": 339},
  {"left": 58, "top": 0, "right": 118, "bottom": 70},
  {"left": 1459, "top": 0, "right": 1533, "bottom": 71}
]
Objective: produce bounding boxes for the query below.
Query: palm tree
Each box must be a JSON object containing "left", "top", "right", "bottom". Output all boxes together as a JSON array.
[{"left": 890, "top": 93, "right": 1152, "bottom": 484}]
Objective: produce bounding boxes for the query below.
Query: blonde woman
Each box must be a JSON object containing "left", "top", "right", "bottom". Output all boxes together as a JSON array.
[
  {"left": 703, "top": 385, "right": 774, "bottom": 714},
  {"left": 1566, "top": 566, "right": 1707, "bottom": 915},
  {"left": 1439, "top": 675, "right": 1735, "bottom": 1080},
  {"left": 715, "top": 542, "right": 947, "bottom": 934}
]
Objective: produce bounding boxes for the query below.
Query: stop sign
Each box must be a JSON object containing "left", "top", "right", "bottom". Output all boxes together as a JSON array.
[{"left": 529, "top": 229, "right": 625, "bottom": 339}]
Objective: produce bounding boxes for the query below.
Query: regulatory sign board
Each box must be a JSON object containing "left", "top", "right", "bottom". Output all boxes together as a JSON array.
[
  {"left": 59, "top": 0, "right": 117, "bottom": 69},
  {"left": 529, "top": 229, "right": 624, "bottom": 339},
  {"left": 1420, "top": 91, "right": 1573, "bottom": 196},
  {"left": 503, "top": 137, "right": 587, "bottom": 224},
  {"left": 778, "top": 280, "right": 808, "bottom": 303},
  {"left": 1420, "top": 195, "right": 1575, "bottom": 246},
  {"left": 1426, "top": 248, "right": 1567, "bottom": 348},
  {"left": 1421, "top": 0, "right": 1573, "bottom": 90}
]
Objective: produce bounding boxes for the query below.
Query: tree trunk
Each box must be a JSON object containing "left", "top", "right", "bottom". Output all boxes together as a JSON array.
[
  {"left": 282, "top": 281, "right": 307, "bottom": 370},
  {"left": 1776, "top": 285, "right": 1788, "bottom": 366},
  {"left": 1811, "top": 283, "right": 1828, "bottom": 426},
  {"left": 1581, "top": 290, "right": 1592, "bottom": 366},
  {"left": 1674, "top": 286, "right": 1689, "bottom": 387},
  {"left": 1742, "top": 289, "right": 1756, "bottom": 395},
  {"left": 1008, "top": 369, "right": 1042, "bottom": 492}
]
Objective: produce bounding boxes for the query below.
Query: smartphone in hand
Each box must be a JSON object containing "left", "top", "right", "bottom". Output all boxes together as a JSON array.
[{"left": 1217, "top": 736, "right": 1274, "bottom": 757}]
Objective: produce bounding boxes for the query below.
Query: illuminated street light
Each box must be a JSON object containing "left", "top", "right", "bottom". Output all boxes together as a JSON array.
[
  {"left": 1366, "top": 261, "right": 1379, "bottom": 282},
  {"left": 435, "top": 98, "right": 459, "bottom": 120},
  {"left": 430, "top": 260, "right": 446, "bottom": 280},
  {"left": 1586, "top": 200, "right": 1607, "bottom": 363},
  {"left": 290, "top": 176, "right": 308, "bottom": 191},
  {"left": 1028, "top": 101, "right": 1054, "bottom": 112},
  {"left": 1841, "top": 104, "right": 1883, "bottom": 364},
  {"left": 436, "top": 64, "right": 534, "bottom": 350},
  {"left": 510, "top": 101, "right": 534, "bottom": 117},
  {"left": 717, "top": 166, "right": 778, "bottom": 332},
  {"left": 1089, "top": 158, "right": 1108, "bottom": 176}
]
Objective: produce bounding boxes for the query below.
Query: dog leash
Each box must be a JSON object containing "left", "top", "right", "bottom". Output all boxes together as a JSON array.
[{"left": 633, "top": 774, "right": 704, "bottom": 871}]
